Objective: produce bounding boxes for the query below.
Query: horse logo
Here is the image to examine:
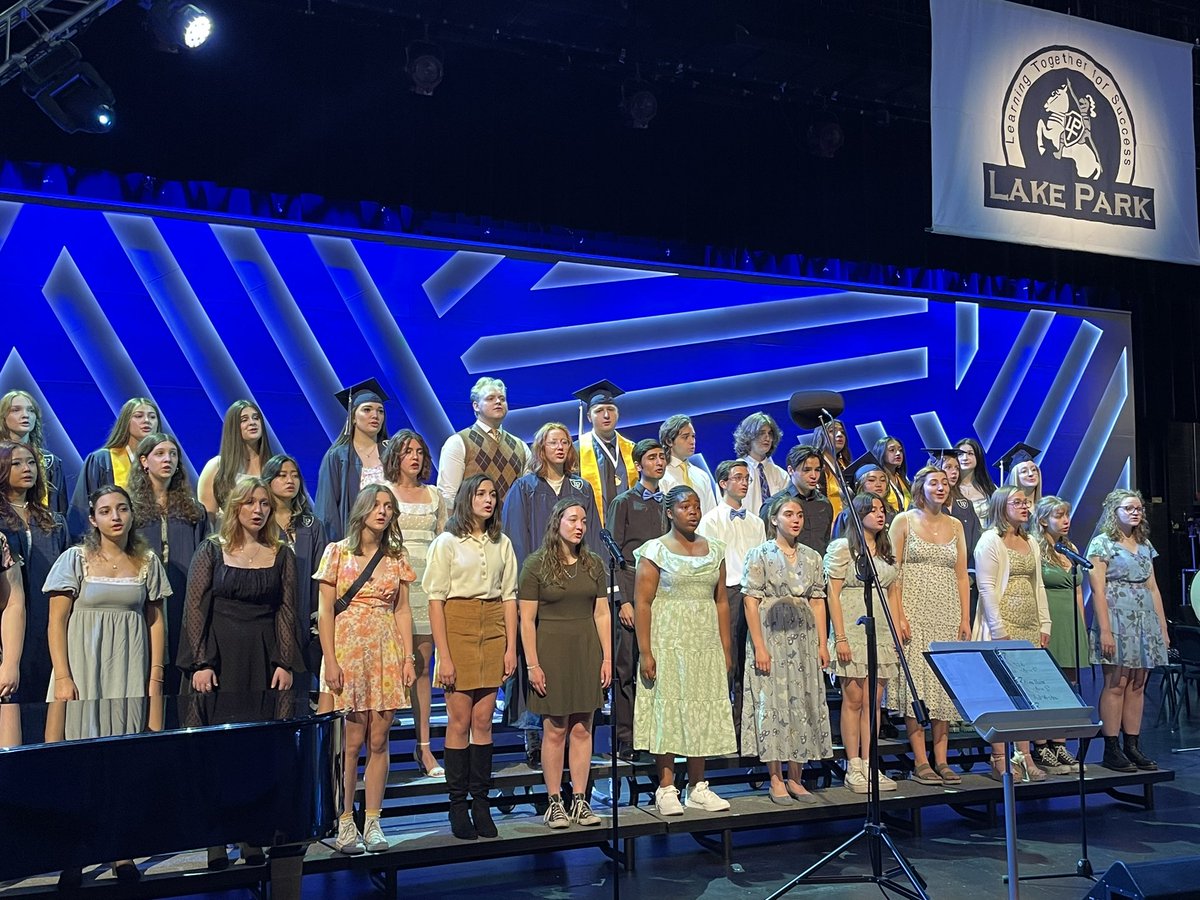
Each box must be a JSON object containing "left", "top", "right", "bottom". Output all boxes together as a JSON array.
[{"left": 1036, "top": 83, "right": 1101, "bottom": 179}]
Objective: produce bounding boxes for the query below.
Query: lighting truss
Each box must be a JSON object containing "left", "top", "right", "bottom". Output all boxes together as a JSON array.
[{"left": 0, "top": 0, "right": 127, "bottom": 88}]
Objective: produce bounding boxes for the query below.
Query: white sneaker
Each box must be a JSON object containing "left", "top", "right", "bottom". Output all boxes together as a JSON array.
[
  {"left": 333, "top": 815, "right": 365, "bottom": 855},
  {"left": 845, "top": 758, "right": 869, "bottom": 794},
  {"left": 877, "top": 769, "right": 898, "bottom": 792},
  {"left": 362, "top": 816, "right": 388, "bottom": 853},
  {"left": 685, "top": 781, "right": 731, "bottom": 812},
  {"left": 654, "top": 785, "right": 685, "bottom": 816}
]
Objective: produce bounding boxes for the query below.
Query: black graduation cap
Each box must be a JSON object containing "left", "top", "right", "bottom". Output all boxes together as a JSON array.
[
  {"left": 334, "top": 377, "right": 389, "bottom": 412},
  {"left": 922, "top": 446, "right": 959, "bottom": 465},
  {"left": 996, "top": 441, "right": 1042, "bottom": 480},
  {"left": 572, "top": 379, "right": 625, "bottom": 409},
  {"left": 847, "top": 451, "right": 884, "bottom": 485}
]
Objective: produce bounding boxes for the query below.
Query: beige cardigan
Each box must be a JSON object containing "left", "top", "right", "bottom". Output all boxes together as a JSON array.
[{"left": 972, "top": 530, "right": 1051, "bottom": 641}]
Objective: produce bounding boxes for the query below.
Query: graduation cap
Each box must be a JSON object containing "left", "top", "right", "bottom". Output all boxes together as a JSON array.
[
  {"left": 847, "top": 451, "right": 884, "bottom": 486},
  {"left": 922, "top": 446, "right": 959, "bottom": 466},
  {"left": 996, "top": 441, "right": 1041, "bottom": 482},
  {"left": 572, "top": 379, "right": 625, "bottom": 409},
  {"left": 334, "top": 377, "right": 389, "bottom": 412}
]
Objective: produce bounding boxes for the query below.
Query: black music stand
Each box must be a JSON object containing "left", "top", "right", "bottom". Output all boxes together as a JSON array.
[
  {"left": 926, "top": 642, "right": 1099, "bottom": 900},
  {"left": 767, "top": 409, "right": 931, "bottom": 900}
]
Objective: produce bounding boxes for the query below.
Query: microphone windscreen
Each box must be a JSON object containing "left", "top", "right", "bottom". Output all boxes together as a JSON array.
[{"left": 787, "top": 390, "right": 846, "bottom": 429}]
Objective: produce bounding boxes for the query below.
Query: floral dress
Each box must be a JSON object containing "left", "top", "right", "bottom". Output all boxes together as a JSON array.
[
  {"left": 741, "top": 541, "right": 833, "bottom": 764},
  {"left": 314, "top": 541, "right": 416, "bottom": 711},
  {"left": 633, "top": 537, "right": 735, "bottom": 757},
  {"left": 1087, "top": 535, "right": 1167, "bottom": 669}
]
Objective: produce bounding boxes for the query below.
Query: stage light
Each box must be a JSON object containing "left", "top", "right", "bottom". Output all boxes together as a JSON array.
[
  {"left": 406, "top": 41, "right": 444, "bottom": 96},
  {"left": 620, "top": 80, "right": 657, "bottom": 129},
  {"left": 21, "top": 42, "right": 116, "bottom": 135},
  {"left": 144, "top": 1, "right": 213, "bottom": 52}
]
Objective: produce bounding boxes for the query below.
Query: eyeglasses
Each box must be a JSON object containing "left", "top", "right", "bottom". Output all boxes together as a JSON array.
[
  {"left": 544, "top": 440, "right": 572, "bottom": 448},
  {"left": 726, "top": 475, "right": 750, "bottom": 484},
  {"left": 1008, "top": 499, "right": 1032, "bottom": 509},
  {"left": 1119, "top": 506, "right": 1145, "bottom": 514}
]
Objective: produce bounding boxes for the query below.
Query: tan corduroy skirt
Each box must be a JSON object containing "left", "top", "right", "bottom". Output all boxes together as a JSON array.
[{"left": 443, "top": 598, "right": 507, "bottom": 691}]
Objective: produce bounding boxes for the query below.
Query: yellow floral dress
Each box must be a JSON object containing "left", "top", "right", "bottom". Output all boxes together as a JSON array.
[{"left": 314, "top": 541, "right": 415, "bottom": 712}]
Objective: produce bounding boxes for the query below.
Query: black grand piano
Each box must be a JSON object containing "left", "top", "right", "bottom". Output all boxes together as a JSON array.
[{"left": 0, "top": 691, "right": 342, "bottom": 897}]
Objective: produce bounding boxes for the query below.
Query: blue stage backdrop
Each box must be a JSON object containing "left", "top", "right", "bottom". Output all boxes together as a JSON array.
[{"left": 0, "top": 193, "right": 1133, "bottom": 534}]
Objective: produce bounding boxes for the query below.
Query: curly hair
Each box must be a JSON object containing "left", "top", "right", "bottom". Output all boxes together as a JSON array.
[
  {"left": 128, "top": 433, "right": 204, "bottom": 527},
  {"left": 1098, "top": 489, "right": 1151, "bottom": 544},
  {"left": 0, "top": 440, "right": 56, "bottom": 532},
  {"left": 733, "top": 412, "right": 781, "bottom": 458},
  {"left": 382, "top": 430, "right": 433, "bottom": 484},
  {"left": 531, "top": 498, "right": 604, "bottom": 587}
]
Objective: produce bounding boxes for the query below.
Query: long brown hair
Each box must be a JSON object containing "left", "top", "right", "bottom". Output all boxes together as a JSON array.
[
  {"left": 82, "top": 485, "right": 149, "bottom": 561},
  {"left": 214, "top": 476, "right": 284, "bottom": 551},
  {"left": 844, "top": 491, "right": 895, "bottom": 564},
  {"left": 102, "top": 397, "right": 161, "bottom": 450},
  {"left": 532, "top": 498, "right": 603, "bottom": 586},
  {"left": 445, "top": 474, "right": 502, "bottom": 541},
  {"left": 128, "top": 433, "right": 204, "bottom": 526},
  {"left": 213, "top": 400, "right": 276, "bottom": 510},
  {"left": 0, "top": 440, "right": 56, "bottom": 532},
  {"left": 343, "top": 484, "right": 406, "bottom": 558}
]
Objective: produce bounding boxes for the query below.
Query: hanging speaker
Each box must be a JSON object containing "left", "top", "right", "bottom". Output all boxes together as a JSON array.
[{"left": 1085, "top": 857, "right": 1200, "bottom": 899}]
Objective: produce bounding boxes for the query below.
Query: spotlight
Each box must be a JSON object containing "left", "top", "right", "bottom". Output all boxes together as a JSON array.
[
  {"left": 620, "top": 80, "right": 657, "bottom": 129},
  {"left": 406, "top": 41, "right": 444, "bottom": 96},
  {"left": 21, "top": 42, "right": 116, "bottom": 135},
  {"left": 144, "top": 1, "right": 213, "bottom": 52}
]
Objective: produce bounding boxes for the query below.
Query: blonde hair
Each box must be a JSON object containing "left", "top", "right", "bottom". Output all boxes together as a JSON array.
[
  {"left": 909, "top": 465, "right": 946, "bottom": 511},
  {"left": 215, "top": 475, "right": 284, "bottom": 551},
  {"left": 1034, "top": 494, "right": 1074, "bottom": 561},
  {"left": 1099, "top": 489, "right": 1150, "bottom": 544}
]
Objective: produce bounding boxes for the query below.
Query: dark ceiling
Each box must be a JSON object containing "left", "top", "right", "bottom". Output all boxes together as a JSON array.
[{"left": 0, "top": 0, "right": 1196, "bottom": 267}]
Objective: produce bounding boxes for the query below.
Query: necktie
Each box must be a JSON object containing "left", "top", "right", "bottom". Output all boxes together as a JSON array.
[
  {"left": 729, "top": 508, "right": 747, "bottom": 520},
  {"left": 680, "top": 461, "right": 693, "bottom": 487},
  {"left": 640, "top": 488, "right": 664, "bottom": 502},
  {"left": 757, "top": 462, "right": 770, "bottom": 508}
]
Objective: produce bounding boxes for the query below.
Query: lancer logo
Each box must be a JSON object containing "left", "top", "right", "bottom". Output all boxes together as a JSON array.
[{"left": 983, "top": 45, "right": 1154, "bottom": 229}]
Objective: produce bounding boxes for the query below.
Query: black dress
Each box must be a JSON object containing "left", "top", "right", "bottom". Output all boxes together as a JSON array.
[
  {"left": 177, "top": 541, "right": 301, "bottom": 724},
  {"left": 137, "top": 503, "right": 211, "bottom": 694},
  {"left": 1, "top": 514, "right": 68, "bottom": 703}
]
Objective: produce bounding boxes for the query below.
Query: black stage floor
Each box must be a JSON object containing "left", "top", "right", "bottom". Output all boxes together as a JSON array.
[{"left": 7, "top": 671, "right": 1198, "bottom": 899}]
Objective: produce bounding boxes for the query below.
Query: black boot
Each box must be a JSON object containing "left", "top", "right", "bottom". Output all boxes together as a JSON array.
[
  {"left": 1101, "top": 735, "right": 1136, "bottom": 773},
  {"left": 444, "top": 747, "right": 477, "bottom": 840},
  {"left": 1123, "top": 733, "right": 1158, "bottom": 771},
  {"left": 469, "top": 743, "right": 498, "bottom": 838}
]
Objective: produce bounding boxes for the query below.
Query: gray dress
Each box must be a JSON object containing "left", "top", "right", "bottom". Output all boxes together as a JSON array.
[
  {"left": 1086, "top": 535, "right": 1168, "bottom": 668},
  {"left": 741, "top": 542, "right": 834, "bottom": 764},
  {"left": 43, "top": 546, "right": 171, "bottom": 736}
]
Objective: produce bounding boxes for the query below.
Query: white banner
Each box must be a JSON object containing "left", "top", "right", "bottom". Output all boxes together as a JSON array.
[{"left": 930, "top": 0, "right": 1200, "bottom": 265}]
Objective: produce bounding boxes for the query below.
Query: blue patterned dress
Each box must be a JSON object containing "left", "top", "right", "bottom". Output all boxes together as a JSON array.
[
  {"left": 633, "top": 537, "right": 736, "bottom": 757},
  {"left": 741, "top": 541, "right": 833, "bottom": 764},
  {"left": 1087, "top": 535, "right": 1167, "bottom": 669}
]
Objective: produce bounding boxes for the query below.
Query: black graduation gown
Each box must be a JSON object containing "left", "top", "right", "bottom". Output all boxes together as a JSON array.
[
  {"left": 286, "top": 513, "right": 327, "bottom": 675},
  {"left": 137, "top": 503, "right": 211, "bottom": 694},
  {"left": 2, "top": 514, "right": 69, "bottom": 703},
  {"left": 42, "top": 451, "right": 68, "bottom": 519},
  {"left": 68, "top": 449, "right": 115, "bottom": 540},
  {"left": 500, "top": 473, "right": 604, "bottom": 568},
  {"left": 314, "top": 442, "right": 384, "bottom": 544}
]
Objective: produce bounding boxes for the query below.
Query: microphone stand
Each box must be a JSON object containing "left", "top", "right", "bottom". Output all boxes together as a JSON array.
[
  {"left": 600, "top": 532, "right": 624, "bottom": 900},
  {"left": 1012, "top": 555, "right": 1095, "bottom": 884},
  {"left": 767, "top": 412, "right": 930, "bottom": 900}
]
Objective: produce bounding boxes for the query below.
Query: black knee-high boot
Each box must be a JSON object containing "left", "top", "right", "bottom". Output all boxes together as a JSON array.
[
  {"left": 469, "top": 743, "right": 498, "bottom": 838},
  {"left": 444, "top": 747, "right": 477, "bottom": 840}
]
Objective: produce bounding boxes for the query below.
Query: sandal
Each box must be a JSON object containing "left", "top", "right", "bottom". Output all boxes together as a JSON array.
[
  {"left": 934, "top": 762, "right": 962, "bottom": 785},
  {"left": 987, "top": 753, "right": 1006, "bottom": 782},
  {"left": 912, "top": 762, "right": 943, "bottom": 786}
]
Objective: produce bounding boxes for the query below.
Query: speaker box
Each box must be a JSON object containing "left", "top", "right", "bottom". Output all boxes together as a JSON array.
[{"left": 1085, "top": 857, "right": 1200, "bottom": 899}]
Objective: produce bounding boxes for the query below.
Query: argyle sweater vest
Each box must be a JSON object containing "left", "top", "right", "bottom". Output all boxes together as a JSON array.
[{"left": 459, "top": 425, "right": 525, "bottom": 500}]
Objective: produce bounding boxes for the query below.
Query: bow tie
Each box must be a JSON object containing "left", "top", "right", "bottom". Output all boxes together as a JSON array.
[
  {"left": 640, "top": 488, "right": 664, "bottom": 502},
  {"left": 729, "top": 508, "right": 747, "bottom": 520}
]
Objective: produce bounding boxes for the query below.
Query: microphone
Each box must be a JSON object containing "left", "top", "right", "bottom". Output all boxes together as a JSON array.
[
  {"left": 1055, "top": 540, "right": 1094, "bottom": 570},
  {"left": 599, "top": 528, "right": 627, "bottom": 570},
  {"left": 788, "top": 390, "right": 846, "bottom": 429}
]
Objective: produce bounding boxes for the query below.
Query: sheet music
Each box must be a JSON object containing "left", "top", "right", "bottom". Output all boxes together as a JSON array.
[
  {"left": 928, "top": 651, "right": 1016, "bottom": 721},
  {"left": 996, "top": 649, "right": 1086, "bottom": 710}
]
